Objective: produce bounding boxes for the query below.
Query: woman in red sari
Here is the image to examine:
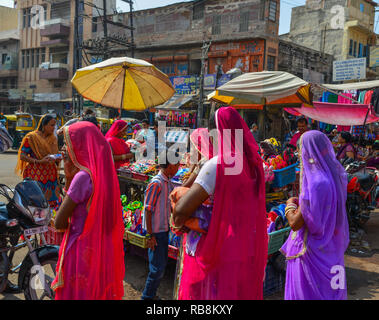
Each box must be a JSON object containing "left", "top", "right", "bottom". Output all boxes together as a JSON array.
[
  {"left": 52, "top": 121, "right": 125, "bottom": 300},
  {"left": 106, "top": 120, "right": 134, "bottom": 169}
]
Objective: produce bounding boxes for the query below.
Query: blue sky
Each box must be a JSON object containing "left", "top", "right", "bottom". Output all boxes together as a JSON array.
[{"left": 1, "top": 0, "right": 377, "bottom": 35}]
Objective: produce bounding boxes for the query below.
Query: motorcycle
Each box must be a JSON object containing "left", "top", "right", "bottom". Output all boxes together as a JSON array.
[
  {"left": 0, "top": 179, "right": 59, "bottom": 300},
  {"left": 343, "top": 159, "right": 379, "bottom": 232}
]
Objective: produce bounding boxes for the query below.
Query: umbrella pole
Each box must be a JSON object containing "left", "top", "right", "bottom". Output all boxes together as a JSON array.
[{"left": 119, "top": 71, "right": 126, "bottom": 120}]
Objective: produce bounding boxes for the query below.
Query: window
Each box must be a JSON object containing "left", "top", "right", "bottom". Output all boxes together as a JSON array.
[
  {"left": 10, "top": 78, "right": 16, "bottom": 89},
  {"left": 349, "top": 39, "right": 353, "bottom": 56},
  {"left": 358, "top": 43, "right": 363, "bottom": 58},
  {"left": 269, "top": 1, "right": 277, "bottom": 22},
  {"left": 36, "top": 49, "right": 40, "bottom": 67},
  {"left": 360, "top": 4, "right": 364, "bottom": 13},
  {"left": 239, "top": 12, "right": 249, "bottom": 32},
  {"left": 193, "top": 2, "right": 205, "bottom": 20},
  {"left": 31, "top": 49, "right": 34, "bottom": 68},
  {"left": 23, "top": 8, "right": 27, "bottom": 28},
  {"left": 22, "top": 50, "right": 25, "bottom": 69},
  {"left": 260, "top": 0, "right": 265, "bottom": 21},
  {"left": 1, "top": 53, "right": 7, "bottom": 65},
  {"left": 267, "top": 55, "right": 276, "bottom": 71},
  {"left": 41, "top": 48, "right": 46, "bottom": 63},
  {"left": 212, "top": 15, "right": 221, "bottom": 35},
  {"left": 27, "top": 8, "right": 31, "bottom": 28},
  {"left": 26, "top": 50, "right": 30, "bottom": 68},
  {"left": 363, "top": 45, "right": 368, "bottom": 58},
  {"left": 353, "top": 41, "right": 357, "bottom": 57},
  {"left": 2, "top": 79, "right": 6, "bottom": 90},
  {"left": 92, "top": 17, "right": 97, "bottom": 32}
]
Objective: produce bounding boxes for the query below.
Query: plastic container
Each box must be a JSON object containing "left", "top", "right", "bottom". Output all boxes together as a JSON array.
[
  {"left": 125, "top": 231, "right": 148, "bottom": 248},
  {"left": 267, "top": 227, "right": 291, "bottom": 255},
  {"left": 168, "top": 245, "right": 178, "bottom": 260},
  {"left": 43, "top": 226, "right": 64, "bottom": 245},
  {"left": 272, "top": 163, "right": 298, "bottom": 188},
  {"left": 132, "top": 172, "right": 149, "bottom": 181}
]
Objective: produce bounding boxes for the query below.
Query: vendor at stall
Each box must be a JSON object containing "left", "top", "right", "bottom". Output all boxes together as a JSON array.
[
  {"left": 105, "top": 120, "right": 134, "bottom": 170},
  {"left": 336, "top": 131, "right": 356, "bottom": 162},
  {"left": 289, "top": 117, "right": 309, "bottom": 148}
]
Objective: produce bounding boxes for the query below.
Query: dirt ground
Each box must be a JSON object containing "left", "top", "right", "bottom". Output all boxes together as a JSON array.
[{"left": 1, "top": 150, "right": 379, "bottom": 300}]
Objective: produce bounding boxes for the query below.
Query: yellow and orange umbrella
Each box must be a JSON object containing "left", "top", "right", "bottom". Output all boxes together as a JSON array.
[{"left": 71, "top": 57, "right": 175, "bottom": 111}]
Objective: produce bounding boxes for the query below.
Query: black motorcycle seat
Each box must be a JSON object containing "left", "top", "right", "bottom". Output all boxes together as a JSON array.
[{"left": 352, "top": 172, "right": 375, "bottom": 191}]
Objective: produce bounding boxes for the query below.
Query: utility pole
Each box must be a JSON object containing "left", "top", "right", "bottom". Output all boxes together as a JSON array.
[
  {"left": 197, "top": 40, "right": 211, "bottom": 128},
  {"left": 103, "top": 0, "right": 108, "bottom": 60}
]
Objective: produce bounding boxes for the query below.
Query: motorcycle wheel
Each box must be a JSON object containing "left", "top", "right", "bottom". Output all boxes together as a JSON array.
[{"left": 22, "top": 257, "right": 57, "bottom": 300}]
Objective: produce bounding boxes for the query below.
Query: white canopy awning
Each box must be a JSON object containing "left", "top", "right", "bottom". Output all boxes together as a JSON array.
[
  {"left": 321, "top": 80, "right": 379, "bottom": 91},
  {"left": 216, "top": 71, "right": 308, "bottom": 104}
]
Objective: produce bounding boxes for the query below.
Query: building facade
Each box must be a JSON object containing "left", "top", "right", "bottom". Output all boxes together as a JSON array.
[
  {"left": 92, "top": 0, "right": 280, "bottom": 76},
  {"left": 281, "top": 0, "right": 377, "bottom": 81},
  {"left": 15, "top": 0, "right": 116, "bottom": 115},
  {"left": 0, "top": 5, "right": 19, "bottom": 114}
]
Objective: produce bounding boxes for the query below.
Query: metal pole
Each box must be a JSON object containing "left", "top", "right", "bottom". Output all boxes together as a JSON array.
[
  {"left": 129, "top": 0, "right": 135, "bottom": 58},
  {"left": 103, "top": 0, "right": 108, "bottom": 59},
  {"left": 197, "top": 40, "right": 211, "bottom": 128}
]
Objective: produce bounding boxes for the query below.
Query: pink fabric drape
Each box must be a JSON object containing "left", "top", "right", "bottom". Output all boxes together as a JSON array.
[
  {"left": 52, "top": 122, "right": 125, "bottom": 300},
  {"left": 179, "top": 107, "right": 268, "bottom": 300},
  {"left": 285, "top": 102, "right": 379, "bottom": 126}
]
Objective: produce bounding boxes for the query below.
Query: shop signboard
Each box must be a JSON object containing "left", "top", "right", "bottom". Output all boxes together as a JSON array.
[
  {"left": 203, "top": 74, "right": 232, "bottom": 90},
  {"left": 170, "top": 76, "right": 199, "bottom": 94},
  {"left": 333, "top": 58, "right": 366, "bottom": 82}
]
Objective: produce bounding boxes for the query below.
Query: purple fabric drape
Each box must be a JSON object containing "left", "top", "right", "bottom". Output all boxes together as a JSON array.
[{"left": 281, "top": 130, "right": 350, "bottom": 300}]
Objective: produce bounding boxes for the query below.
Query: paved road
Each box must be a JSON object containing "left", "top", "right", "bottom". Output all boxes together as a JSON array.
[{"left": 0, "top": 151, "right": 378, "bottom": 300}]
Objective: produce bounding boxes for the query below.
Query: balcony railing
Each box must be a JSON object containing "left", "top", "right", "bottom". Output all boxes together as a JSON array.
[
  {"left": 40, "top": 38, "right": 69, "bottom": 47},
  {"left": 40, "top": 19, "right": 70, "bottom": 38},
  {"left": 39, "top": 63, "right": 68, "bottom": 80}
]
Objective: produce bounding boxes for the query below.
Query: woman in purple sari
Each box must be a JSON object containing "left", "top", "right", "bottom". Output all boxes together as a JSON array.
[{"left": 281, "top": 130, "right": 350, "bottom": 300}]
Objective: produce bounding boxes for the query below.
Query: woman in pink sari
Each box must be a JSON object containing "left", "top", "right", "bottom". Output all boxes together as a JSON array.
[
  {"left": 106, "top": 120, "right": 134, "bottom": 169},
  {"left": 52, "top": 121, "right": 125, "bottom": 300},
  {"left": 172, "top": 107, "right": 268, "bottom": 300}
]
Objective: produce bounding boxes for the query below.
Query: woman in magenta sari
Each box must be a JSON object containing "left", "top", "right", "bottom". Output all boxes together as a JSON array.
[
  {"left": 106, "top": 120, "right": 134, "bottom": 169},
  {"left": 52, "top": 121, "right": 125, "bottom": 300},
  {"left": 172, "top": 107, "right": 268, "bottom": 300},
  {"left": 281, "top": 130, "right": 349, "bottom": 300}
]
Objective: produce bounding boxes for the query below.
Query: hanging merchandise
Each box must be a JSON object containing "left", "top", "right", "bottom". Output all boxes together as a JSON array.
[{"left": 371, "top": 88, "right": 379, "bottom": 115}]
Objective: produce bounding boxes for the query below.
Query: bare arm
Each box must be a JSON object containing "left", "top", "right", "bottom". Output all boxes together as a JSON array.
[
  {"left": 181, "top": 172, "right": 198, "bottom": 188},
  {"left": 173, "top": 183, "right": 209, "bottom": 227},
  {"left": 113, "top": 153, "right": 134, "bottom": 162},
  {"left": 286, "top": 208, "right": 305, "bottom": 231},
  {"left": 54, "top": 195, "right": 77, "bottom": 230}
]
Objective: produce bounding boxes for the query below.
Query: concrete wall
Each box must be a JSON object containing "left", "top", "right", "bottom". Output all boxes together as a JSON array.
[
  {"left": 278, "top": 39, "right": 333, "bottom": 83},
  {"left": 0, "top": 6, "right": 18, "bottom": 32}
]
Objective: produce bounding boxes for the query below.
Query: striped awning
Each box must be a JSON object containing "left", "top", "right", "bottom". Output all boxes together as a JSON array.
[{"left": 154, "top": 94, "right": 196, "bottom": 111}]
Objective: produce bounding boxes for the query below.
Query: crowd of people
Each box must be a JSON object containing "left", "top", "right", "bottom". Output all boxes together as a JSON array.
[{"left": 9, "top": 107, "right": 379, "bottom": 300}]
